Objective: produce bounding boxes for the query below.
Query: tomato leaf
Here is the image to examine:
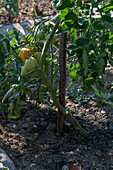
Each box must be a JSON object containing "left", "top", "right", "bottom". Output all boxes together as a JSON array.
[
  {"left": 52, "top": 0, "right": 61, "bottom": 8},
  {"left": 57, "top": 0, "right": 75, "bottom": 10}
]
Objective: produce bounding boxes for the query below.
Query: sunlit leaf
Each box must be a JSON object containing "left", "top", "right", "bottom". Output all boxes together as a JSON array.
[
  {"left": 70, "top": 27, "right": 77, "bottom": 42},
  {"left": 2, "top": 87, "right": 14, "bottom": 103},
  {"left": 57, "top": 0, "right": 75, "bottom": 10},
  {"left": 56, "top": 22, "right": 69, "bottom": 34},
  {"left": 97, "top": 5, "right": 113, "bottom": 13},
  {"left": 52, "top": 0, "right": 61, "bottom": 8},
  {"left": 55, "top": 8, "right": 68, "bottom": 23},
  {"left": 8, "top": 112, "right": 20, "bottom": 118},
  {"left": 70, "top": 69, "right": 78, "bottom": 78}
]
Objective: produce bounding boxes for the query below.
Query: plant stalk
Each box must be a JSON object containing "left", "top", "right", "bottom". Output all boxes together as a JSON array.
[
  {"left": 41, "top": 71, "right": 90, "bottom": 138},
  {"left": 40, "top": 22, "right": 59, "bottom": 68},
  {"left": 38, "top": 19, "right": 89, "bottom": 138}
]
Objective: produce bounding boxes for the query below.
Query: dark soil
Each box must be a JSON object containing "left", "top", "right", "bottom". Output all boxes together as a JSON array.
[
  {"left": 0, "top": 66, "right": 113, "bottom": 170},
  {"left": 0, "top": 1, "right": 113, "bottom": 170},
  {"left": 0, "top": 85, "right": 113, "bottom": 170}
]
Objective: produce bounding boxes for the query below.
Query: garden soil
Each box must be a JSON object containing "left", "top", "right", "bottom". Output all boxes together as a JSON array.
[
  {"left": 0, "top": 0, "right": 57, "bottom": 26},
  {"left": 0, "top": 0, "right": 113, "bottom": 169}
]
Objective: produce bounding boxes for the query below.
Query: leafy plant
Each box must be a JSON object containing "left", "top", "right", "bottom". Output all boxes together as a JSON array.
[
  {"left": 92, "top": 85, "right": 113, "bottom": 106},
  {"left": 56, "top": 0, "right": 113, "bottom": 101},
  {"left": 1, "top": 0, "right": 113, "bottom": 137},
  {"left": 68, "top": 86, "right": 90, "bottom": 104}
]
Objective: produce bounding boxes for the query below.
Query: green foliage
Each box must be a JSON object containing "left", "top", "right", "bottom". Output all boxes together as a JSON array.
[
  {"left": 1, "top": 0, "right": 113, "bottom": 119},
  {"left": 92, "top": 85, "right": 113, "bottom": 106},
  {"left": 52, "top": 0, "right": 61, "bottom": 8},
  {"left": 54, "top": 0, "right": 113, "bottom": 105},
  {"left": 53, "top": 0, "right": 75, "bottom": 9},
  {"left": 57, "top": 0, "right": 75, "bottom": 10},
  {"left": 0, "top": 34, "right": 11, "bottom": 68},
  {"left": 63, "top": 1, "right": 112, "bottom": 93},
  {"left": 3, "top": 168, "right": 9, "bottom": 170},
  {"left": 0, "top": 16, "right": 60, "bottom": 118},
  {"left": 68, "top": 86, "right": 90, "bottom": 104}
]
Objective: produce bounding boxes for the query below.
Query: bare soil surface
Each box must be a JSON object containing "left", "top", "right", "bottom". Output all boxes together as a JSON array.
[
  {"left": 0, "top": 82, "right": 113, "bottom": 170},
  {"left": 0, "top": 1, "right": 113, "bottom": 170},
  {"left": 0, "top": 66, "right": 113, "bottom": 170},
  {"left": 0, "top": 0, "right": 56, "bottom": 26}
]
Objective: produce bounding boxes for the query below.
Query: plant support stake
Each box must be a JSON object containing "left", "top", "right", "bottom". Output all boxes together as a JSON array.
[{"left": 40, "top": 21, "right": 90, "bottom": 138}]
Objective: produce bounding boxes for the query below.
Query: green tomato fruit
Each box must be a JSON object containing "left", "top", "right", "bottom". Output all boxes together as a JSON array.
[
  {"left": 25, "top": 57, "right": 38, "bottom": 71},
  {"left": 21, "top": 65, "right": 29, "bottom": 77},
  {"left": 45, "top": 34, "right": 57, "bottom": 44},
  {"left": 34, "top": 52, "right": 42, "bottom": 64},
  {"left": 36, "top": 31, "right": 45, "bottom": 40},
  {"left": 31, "top": 70, "right": 40, "bottom": 78}
]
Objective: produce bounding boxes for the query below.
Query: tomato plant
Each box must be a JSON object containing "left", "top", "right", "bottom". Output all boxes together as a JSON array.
[
  {"left": 55, "top": 0, "right": 113, "bottom": 97},
  {"left": 1, "top": 0, "right": 113, "bottom": 137}
]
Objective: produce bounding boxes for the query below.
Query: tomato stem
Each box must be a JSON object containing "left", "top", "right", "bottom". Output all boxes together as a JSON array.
[
  {"left": 21, "top": 67, "right": 41, "bottom": 78},
  {"left": 40, "top": 22, "right": 59, "bottom": 68},
  {"left": 41, "top": 70, "right": 90, "bottom": 138}
]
